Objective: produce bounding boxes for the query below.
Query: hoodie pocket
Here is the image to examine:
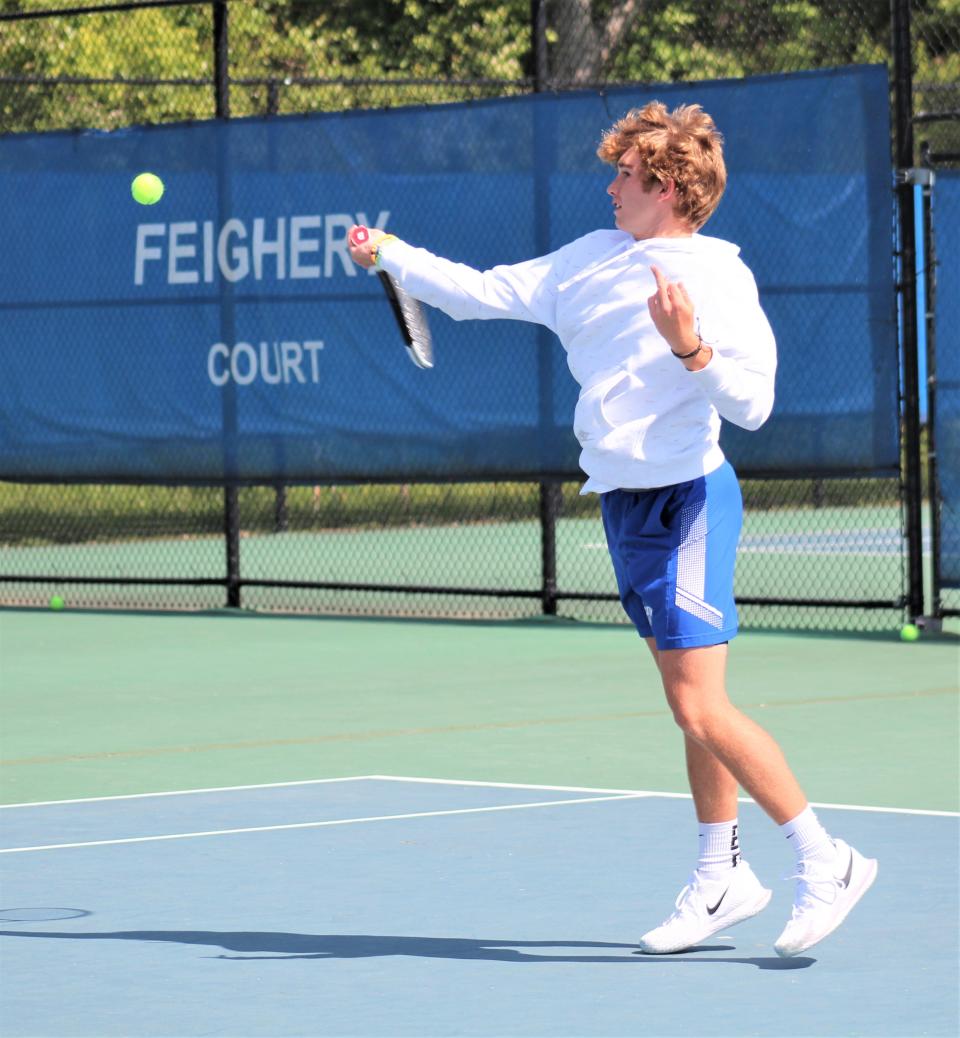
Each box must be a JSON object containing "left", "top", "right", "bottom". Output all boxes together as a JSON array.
[{"left": 573, "top": 371, "right": 647, "bottom": 445}]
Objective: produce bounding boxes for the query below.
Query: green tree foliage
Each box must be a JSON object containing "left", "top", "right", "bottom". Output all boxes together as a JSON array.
[
  {"left": 0, "top": 0, "right": 956, "bottom": 146},
  {"left": 0, "top": 1, "right": 213, "bottom": 130},
  {"left": 598, "top": 0, "right": 892, "bottom": 82},
  {"left": 911, "top": 0, "right": 960, "bottom": 158},
  {"left": 229, "top": 0, "right": 531, "bottom": 116}
]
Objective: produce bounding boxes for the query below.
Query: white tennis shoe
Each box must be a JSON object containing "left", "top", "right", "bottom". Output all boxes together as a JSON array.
[
  {"left": 638, "top": 861, "right": 772, "bottom": 954},
  {"left": 774, "top": 839, "right": 878, "bottom": 957}
]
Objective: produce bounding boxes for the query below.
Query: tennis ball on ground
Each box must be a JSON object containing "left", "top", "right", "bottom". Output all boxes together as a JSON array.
[
  {"left": 900, "top": 623, "right": 919, "bottom": 642},
  {"left": 131, "top": 172, "right": 164, "bottom": 205},
  {"left": 49, "top": 594, "right": 65, "bottom": 611}
]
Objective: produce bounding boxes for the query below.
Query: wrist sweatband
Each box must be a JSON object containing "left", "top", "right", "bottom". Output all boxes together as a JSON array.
[{"left": 374, "top": 235, "right": 399, "bottom": 267}]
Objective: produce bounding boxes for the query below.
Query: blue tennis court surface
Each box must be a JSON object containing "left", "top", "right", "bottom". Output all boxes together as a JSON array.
[
  {"left": 738, "top": 526, "right": 931, "bottom": 555},
  {"left": 2, "top": 776, "right": 957, "bottom": 1037}
]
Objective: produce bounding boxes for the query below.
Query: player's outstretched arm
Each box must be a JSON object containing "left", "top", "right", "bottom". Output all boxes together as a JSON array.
[{"left": 347, "top": 224, "right": 561, "bottom": 330}]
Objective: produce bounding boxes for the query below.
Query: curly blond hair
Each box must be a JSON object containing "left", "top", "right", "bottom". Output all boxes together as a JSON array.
[{"left": 597, "top": 101, "right": 727, "bottom": 231}]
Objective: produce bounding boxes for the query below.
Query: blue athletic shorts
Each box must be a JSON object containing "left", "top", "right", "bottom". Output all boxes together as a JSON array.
[{"left": 600, "top": 461, "right": 742, "bottom": 650}]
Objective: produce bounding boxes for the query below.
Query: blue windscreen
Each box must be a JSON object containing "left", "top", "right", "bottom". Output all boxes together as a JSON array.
[
  {"left": 933, "top": 171, "right": 960, "bottom": 586},
  {"left": 0, "top": 64, "right": 896, "bottom": 483}
]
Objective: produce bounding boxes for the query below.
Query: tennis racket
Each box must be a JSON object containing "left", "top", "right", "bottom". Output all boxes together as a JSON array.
[{"left": 351, "top": 227, "right": 433, "bottom": 370}]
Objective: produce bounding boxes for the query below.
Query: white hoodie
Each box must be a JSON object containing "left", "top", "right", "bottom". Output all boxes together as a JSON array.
[{"left": 378, "top": 229, "right": 776, "bottom": 492}]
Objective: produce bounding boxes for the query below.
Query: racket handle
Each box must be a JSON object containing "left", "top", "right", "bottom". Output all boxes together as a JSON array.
[{"left": 350, "top": 226, "right": 369, "bottom": 246}]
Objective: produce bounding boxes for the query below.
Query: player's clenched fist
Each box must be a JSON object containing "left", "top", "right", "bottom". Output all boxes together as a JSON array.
[{"left": 348, "top": 225, "right": 389, "bottom": 269}]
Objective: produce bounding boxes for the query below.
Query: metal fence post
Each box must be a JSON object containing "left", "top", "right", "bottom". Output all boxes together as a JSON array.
[
  {"left": 919, "top": 144, "right": 942, "bottom": 621},
  {"left": 531, "top": 0, "right": 548, "bottom": 90},
  {"left": 531, "top": 0, "right": 558, "bottom": 616},
  {"left": 539, "top": 482, "right": 560, "bottom": 615},
  {"left": 214, "top": 0, "right": 241, "bottom": 608},
  {"left": 213, "top": 0, "right": 229, "bottom": 117},
  {"left": 892, "top": 0, "right": 926, "bottom": 623}
]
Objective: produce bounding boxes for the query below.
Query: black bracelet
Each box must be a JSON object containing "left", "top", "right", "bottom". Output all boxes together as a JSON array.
[{"left": 671, "top": 334, "right": 703, "bottom": 360}]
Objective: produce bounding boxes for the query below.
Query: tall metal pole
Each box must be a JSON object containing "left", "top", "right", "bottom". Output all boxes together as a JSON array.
[
  {"left": 531, "top": 0, "right": 548, "bottom": 91},
  {"left": 920, "top": 143, "right": 941, "bottom": 621},
  {"left": 214, "top": 0, "right": 241, "bottom": 608},
  {"left": 213, "top": 0, "right": 229, "bottom": 117},
  {"left": 892, "top": 0, "right": 925, "bottom": 622},
  {"left": 531, "top": 1, "right": 558, "bottom": 615}
]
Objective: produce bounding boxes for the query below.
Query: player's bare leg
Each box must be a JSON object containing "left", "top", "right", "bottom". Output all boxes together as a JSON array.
[
  {"left": 644, "top": 640, "right": 740, "bottom": 822},
  {"left": 638, "top": 639, "right": 771, "bottom": 953},
  {"left": 656, "top": 643, "right": 806, "bottom": 824},
  {"left": 684, "top": 735, "right": 739, "bottom": 823},
  {"left": 639, "top": 641, "right": 876, "bottom": 956}
]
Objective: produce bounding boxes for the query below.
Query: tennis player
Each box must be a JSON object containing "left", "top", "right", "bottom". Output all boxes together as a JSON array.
[{"left": 348, "top": 100, "right": 877, "bottom": 957}]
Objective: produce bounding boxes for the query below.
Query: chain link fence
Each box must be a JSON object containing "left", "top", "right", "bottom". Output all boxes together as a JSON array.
[
  {"left": 2, "top": 0, "right": 956, "bottom": 631},
  {"left": 0, "top": 478, "right": 908, "bottom": 630},
  {"left": 2, "top": 1, "right": 956, "bottom": 132}
]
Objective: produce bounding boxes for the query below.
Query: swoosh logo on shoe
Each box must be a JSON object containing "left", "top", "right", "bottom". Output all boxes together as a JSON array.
[
  {"left": 837, "top": 851, "right": 854, "bottom": 889},
  {"left": 706, "top": 889, "right": 728, "bottom": 915}
]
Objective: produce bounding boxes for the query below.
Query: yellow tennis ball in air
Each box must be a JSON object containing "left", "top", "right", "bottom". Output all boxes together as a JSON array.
[
  {"left": 899, "top": 623, "right": 919, "bottom": 642},
  {"left": 49, "top": 594, "right": 65, "bottom": 611},
  {"left": 131, "top": 172, "right": 164, "bottom": 205}
]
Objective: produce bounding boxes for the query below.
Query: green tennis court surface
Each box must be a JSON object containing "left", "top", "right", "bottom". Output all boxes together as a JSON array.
[
  {"left": 1, "top": 610, "right": 955, "bottom": 808},
  {"left": 1, "top": 610, "right": 957, "bottom": 1037}
]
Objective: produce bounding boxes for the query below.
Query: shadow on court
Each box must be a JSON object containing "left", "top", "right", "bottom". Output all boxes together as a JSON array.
[{"left": 0, "top": 928, "right": 814, "bottom": 969}]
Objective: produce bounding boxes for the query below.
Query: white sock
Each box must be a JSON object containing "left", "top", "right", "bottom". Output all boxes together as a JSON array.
[
  {"left": 697, "top": 819, "right": 740, "bottom": 874},
  {"left": 780, "top": 806, "right": 835, "bottom": 866}
]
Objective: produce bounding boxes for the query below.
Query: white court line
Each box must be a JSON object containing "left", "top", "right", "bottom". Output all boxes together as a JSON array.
[
  {"left": 803, "top": 800, "right": 959, "bottom": 817},
  {"left": 369, "top": 775, "right": 680, "bottom": 797},
  {"left": 0, "top": 775, "right": 377, "bottom": 810},
  {"left": 2, "top": 774, "right": 956, "bottom": 818},
  {"left": 370, "top": 775, "right": 960, "bottom": 818},
  {"left": 0, "top": 794, "right": 641, "bottom": 854}
]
